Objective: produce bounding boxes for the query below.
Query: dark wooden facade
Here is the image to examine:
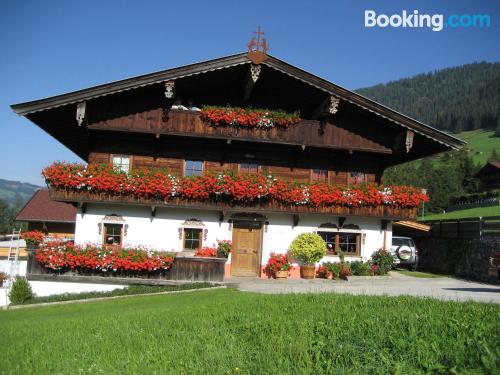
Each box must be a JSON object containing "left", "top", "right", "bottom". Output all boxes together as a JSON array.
[{"left": 11, "top": 52, "right": 465, "bottom": 221}]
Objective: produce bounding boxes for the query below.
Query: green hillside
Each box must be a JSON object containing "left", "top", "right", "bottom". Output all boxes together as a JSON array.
[
  {"left": 0, "top": 179, "right": 41, "bottom": 207},
  {"left": 456, "top": 129, "right": 499, "bottom": 164},
  {"left": 422, "top": 206, "right": 500, "bottom": 221},
  {"left": 356, "top": 62, "right": 500, "bottom": 133}
]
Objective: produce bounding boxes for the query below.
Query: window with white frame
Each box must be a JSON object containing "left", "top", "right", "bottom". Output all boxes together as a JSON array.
[
  {"left": 184, "top": 160, "right": 204, "bottom": 177},
  {"left": 311, "top": 169, "right": 328, "bottom": 183},
  {"left": 112, "top": 155, "right": 131, "bottom": 173}
]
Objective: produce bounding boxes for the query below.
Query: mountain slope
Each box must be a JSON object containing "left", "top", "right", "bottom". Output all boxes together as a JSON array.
[
  {"left": 0, "top": 179, "right": 42, "bottom": 207},
  {"left": 356, "top": 62, "right": 500, "bottom": 133}
]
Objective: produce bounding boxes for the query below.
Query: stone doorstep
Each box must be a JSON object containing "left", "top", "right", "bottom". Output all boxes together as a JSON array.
[{"left": 4, "top": 285, "right": 227, "bottom": 310}]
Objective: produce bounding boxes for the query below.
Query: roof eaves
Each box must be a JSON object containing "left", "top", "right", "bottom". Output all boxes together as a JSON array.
[
  {"left": 11, "top": 52, "right": 250, "bottom": 116},
  {"left": 263, "top": 56, "right": 466, "bottom": 150}
]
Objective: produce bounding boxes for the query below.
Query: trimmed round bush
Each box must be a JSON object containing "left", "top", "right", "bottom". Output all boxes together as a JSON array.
[
  {"left": 289, "top": 233, "right": 326, "bottom": 264},
  {"left": 8, "top": 276, "right": 33, "bottom": 305}
]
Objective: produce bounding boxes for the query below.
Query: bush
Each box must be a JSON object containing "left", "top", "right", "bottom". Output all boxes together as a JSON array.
[
  {"left": 371, "top": 250, "right": 395, "bottom": 275},
  {"left": 350, "top": 261, "right": 372, "bottom": 276},
  {"left": 323, "top": 262, "right": 341, "bottom": 279},
  {"left": 339, "top": 264, "right": 352, "bottom": 279},
  {"left": 289, "top": 233, "right": 326, "bottom": 264},
  {"left": 9, "top": 277, "right": 33, "bottom": 305}
]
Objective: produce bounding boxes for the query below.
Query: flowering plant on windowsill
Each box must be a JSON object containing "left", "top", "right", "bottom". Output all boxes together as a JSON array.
[
  {"left": 35, "top": 241, "right": 175, "bottom": 274},
  {"left": 216, "top": 239, "right": 232, "bottom": 258},
  {"left": 200, "top": 106, "right": 301, "bottom": 129},
  {"left": 21, "top": 230, "right": 45, "bottom": 246},
  {"left": 195, "top": 247, "right": 218, "bottom": 257}
]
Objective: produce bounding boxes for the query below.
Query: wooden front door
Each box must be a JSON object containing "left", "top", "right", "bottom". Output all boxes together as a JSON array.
[{"left": 231, "top": 228, "right": 262, "bottom": 277}]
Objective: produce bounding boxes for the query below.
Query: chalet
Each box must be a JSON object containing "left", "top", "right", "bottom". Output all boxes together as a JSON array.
[
  {"left": 11, "top": 39, "right": 464, "bottom": 278},
  {"left": 474, "top": 162, "right": 500, "bottom": 191},
  {"left": 15, "top": 189, "right": 76, "bottom": 240}
]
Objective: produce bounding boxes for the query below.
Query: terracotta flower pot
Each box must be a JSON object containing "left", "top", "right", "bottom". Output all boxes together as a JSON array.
[
  {"left": 301, "top": 265, "right": 316, "bottom": 279},
  {"left": 275, "top": 270, "right": 288, "bottom": 279}
]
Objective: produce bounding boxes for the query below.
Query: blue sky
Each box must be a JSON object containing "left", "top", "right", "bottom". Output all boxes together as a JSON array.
[{"left": 0, "top": 0, "right": 499, "bottom": 185}]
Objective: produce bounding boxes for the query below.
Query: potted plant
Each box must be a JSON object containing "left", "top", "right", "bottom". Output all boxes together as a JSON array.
[
  {"left": 21, "top": 230, "right": 45, "bottom": 250},
  {"left": 289, "top": 233, "right": 326, "bottom": 279},
  {"left": 265, "top": 253, "right": 292, "bottom": 279},
  {"left": 216, "top": 239, "right": 232, "bottom": 259},
  {"left": 0, "top": 271, "right": 6, "bottom": 288}
]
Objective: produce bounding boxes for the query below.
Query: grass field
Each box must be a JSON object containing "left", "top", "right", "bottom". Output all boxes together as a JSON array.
[
  {"left": 393, "top": 270, "right": 449, "bottom": 278},
  {"left": 455, "top": 129, "right": 499, "bottom": 165},
  {"left": 422, "top": 205, "right": 500, "bottom": 221},
  {"left": 0, "top": 289, "right": 498, "bottom": 374}
]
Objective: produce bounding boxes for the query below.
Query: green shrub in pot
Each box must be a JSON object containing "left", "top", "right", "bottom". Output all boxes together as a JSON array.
[{"left": 289, "top": 233, "right": 326, "bottom": 264}]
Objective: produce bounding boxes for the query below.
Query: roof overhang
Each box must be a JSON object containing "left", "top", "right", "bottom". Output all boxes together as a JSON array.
[{"left": 11, "top": 52, "right": 465, "bottom": 153}]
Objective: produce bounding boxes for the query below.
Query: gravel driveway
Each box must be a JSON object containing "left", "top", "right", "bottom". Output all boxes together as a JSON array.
[{"left": 227, "top": 272, "right": 500, "bottom": 304}]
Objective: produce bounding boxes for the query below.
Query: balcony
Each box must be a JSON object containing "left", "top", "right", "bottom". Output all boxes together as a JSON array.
[
  {"left": 49, "top": 188, "right": 417, "bottom": 220},
  {"left": 88, "top": 109, "right": 392, "bottom": 154}
]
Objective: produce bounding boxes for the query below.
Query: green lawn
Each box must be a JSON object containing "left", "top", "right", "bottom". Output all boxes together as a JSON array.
[
  {"left": 393, "top": 269, "right": 449, "bottom": 278},
  {"left": 1, "top": 289, "right": 498, "bottom": 374},
  {"left": 421, "top": 205, "right": 500, "bottom": 221},
  {"left": 455, "top": 129, "right": 500, "bottom": 165}
]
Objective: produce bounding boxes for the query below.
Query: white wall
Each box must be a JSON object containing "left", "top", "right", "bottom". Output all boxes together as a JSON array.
[{"left": 75, "top": 204, "right": 391, "bottom": 266}]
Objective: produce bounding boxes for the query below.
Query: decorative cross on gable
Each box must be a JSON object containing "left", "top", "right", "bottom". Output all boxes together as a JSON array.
[{"left": 247, "top": 26, "right": 269, "bottom": 64}]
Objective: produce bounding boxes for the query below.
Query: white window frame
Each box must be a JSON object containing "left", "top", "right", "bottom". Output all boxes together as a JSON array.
[{"left": 112, "top": 155, "right": 131, "bottom": 173}]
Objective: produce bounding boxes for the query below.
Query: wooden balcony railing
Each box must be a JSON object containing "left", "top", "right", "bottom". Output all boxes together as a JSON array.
[
  {"left": 88, "top": 109, "right": 392, "bottom": 154},
  {"left": 49, "top": 188, "right": 417, "bottom": 220}
]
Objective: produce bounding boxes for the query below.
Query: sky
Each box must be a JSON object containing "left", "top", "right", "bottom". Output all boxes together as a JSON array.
[{"left": 0, "top": 0, "right": 499, "bottom": 185}]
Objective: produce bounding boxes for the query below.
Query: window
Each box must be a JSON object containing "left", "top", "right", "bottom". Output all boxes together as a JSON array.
[
  {"left": 312, "top": 169, "right": 328, "bottom": 183},
  {"left": 350, "top": 172, "right": 366, "bottom": 184},
  {"left": 319, "top": 231, "right": 336, "bottom": 253},
  {"left": 317, "top": 231, "right": 361, "bottom": 256},
  {"left": 112, "top": 155, "right": 130, "bottom": 173},
  {"left": 104, "top": 223, "right": 123, "bottom": 246},
  {"left": 183, "top": 228, "right": 202, "bottom": 251},
  {"left": 338, "top": 233, "right": 358, "bottom": 254},
  {"left": 184, "top": 160, "right": 204, "bottom": 177},
  {"left": 240, "top": 163, "right": 259, "bottom": 174}
]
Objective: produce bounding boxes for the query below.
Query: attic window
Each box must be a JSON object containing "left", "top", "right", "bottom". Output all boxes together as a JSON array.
[
  {"left": 312, "top": 169, "right": 328, "bottom": 183},
  {"left": 185, "top": 160, "right": 204, "bottom": 177},
  {"left": 240, "top": 163, "right": 259, "bottom": 174},
  {"left": 350, "top": 172, "right": 366, "bottom": 185},
  {"left": 112, "top": 155, "right": 130, "bottom": 173}
]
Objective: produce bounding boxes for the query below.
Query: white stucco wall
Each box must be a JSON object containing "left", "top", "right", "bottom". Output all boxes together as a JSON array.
[{"left": 75, "top": 203, "right": 392, "bottom": 266}]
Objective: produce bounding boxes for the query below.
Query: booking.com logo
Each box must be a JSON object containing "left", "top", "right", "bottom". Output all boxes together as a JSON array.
[{"left": 365, "top": 10, "right": 491, "bottom": 31}]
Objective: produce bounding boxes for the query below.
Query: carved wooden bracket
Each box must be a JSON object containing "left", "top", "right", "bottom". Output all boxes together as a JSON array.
[
  {"left": 292, "top": 214, "right": 300, "bottom": 228},
  {"left": 250, "top": 64, "right": 261, "bottom": 83},
  {"left": 329, "top": 96, "right": 340, "bottom": 114},
  {"left": 313, "top": 95, "right": 340, "bottom": 119},
  {"left": 76, "top": 101, "right": 86, "bottom": 126},
  {"left": 164, "top": 81, "right": 175, "bottom": 99},
  {"left": 405, "top": 130, "right": 414, "bottom": 153},
  {"left": 243, "top": 64, "right": 262, "bottom": 101}
]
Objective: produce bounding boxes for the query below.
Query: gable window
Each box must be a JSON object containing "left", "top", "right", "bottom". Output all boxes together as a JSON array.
[
  {"left": 240, "top": 163, "right": 259, "bottom": 174},
  {"left": 185, "top": 160, "right": 204, "bottom": 177},
  {"left": 183, "top": 228, "right": 202, "bottom": 251},
  {"left": 350, "top": 172, "right": 366, "bottom": 185},
  {"left": 112, "top": 155, "right": 130, "bottom": 173},
  {"left": 103, "top": 223, "right": 123, "bottom": 246},
  {"left": 312, "top": 169, "right": 328, "bottom": 183},
  {"left": 317, "top": 231, "right": 361, "bottom": 256}
]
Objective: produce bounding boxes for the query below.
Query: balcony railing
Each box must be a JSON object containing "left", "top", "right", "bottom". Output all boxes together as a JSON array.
[
  {"left": 88, "top": 109, "right": 392, "bottom": 154},
  {"left": 49, "top": 188, "right": 418, "bottom": 220}
]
